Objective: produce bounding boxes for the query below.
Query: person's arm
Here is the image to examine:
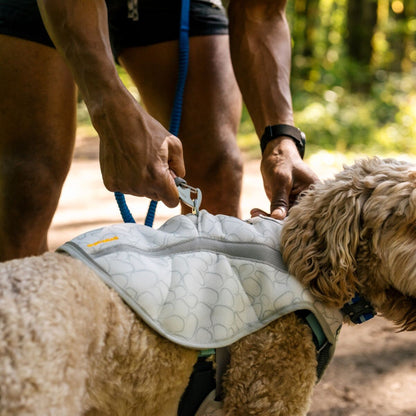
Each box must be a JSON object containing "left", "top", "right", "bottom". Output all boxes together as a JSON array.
[
  {"left": 37, "top": 0, "right": 185, "bottom": 207},
  {"left": 228, "top": 0, "right": 318, "bottom": 218}
]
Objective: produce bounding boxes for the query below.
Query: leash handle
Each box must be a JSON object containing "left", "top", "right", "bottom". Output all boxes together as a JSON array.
[{"left": 115, "top": 0, "right": 191, "bottom": 226}]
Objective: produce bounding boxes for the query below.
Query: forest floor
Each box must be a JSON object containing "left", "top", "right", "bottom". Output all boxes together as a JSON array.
[{"left": 49, "top": 135, "right": 416, "bottom": 416}]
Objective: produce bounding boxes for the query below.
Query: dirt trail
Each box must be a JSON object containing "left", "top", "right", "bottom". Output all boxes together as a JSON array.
[{"left": 50, "top": 136, "right": 416, "bottom": 415}]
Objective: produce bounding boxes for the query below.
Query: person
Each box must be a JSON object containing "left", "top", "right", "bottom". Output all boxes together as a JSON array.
[
  {"left": 0, "top": 0, "right": 317, "bottom": 264},
  {"left": 0, "top": 1, "right": 319, "bottom": 412}
]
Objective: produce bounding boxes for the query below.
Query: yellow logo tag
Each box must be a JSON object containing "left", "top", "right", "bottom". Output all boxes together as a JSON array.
[{"left": 87, "top": 236, "right": 119, "bottom": 247}]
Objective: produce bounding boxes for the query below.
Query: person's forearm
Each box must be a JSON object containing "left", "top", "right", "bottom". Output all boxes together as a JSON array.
[
  {"left": 37, "top": 0, "right": 127, "bottom": 119},
  {"left": 228, "top": 0, "right": 294, "bottom": 137},
  {"left": 37, "top": 1, "right": 185, "bottom": 205}
]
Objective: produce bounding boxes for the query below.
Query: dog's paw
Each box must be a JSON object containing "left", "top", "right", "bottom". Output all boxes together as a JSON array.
[{"left": 195, "top": 390, "right": 223, "bottom": 416}]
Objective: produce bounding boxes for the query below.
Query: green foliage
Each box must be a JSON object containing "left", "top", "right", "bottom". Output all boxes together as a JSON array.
[
  {"left": 292, "top": 70, "right": 416, "bottom": 154},
  {"left": 237, "top": 70, "right": 416, "bottom": 157},
  {"left": 285, "top": 0, "right": 416, "bottom": 155}
]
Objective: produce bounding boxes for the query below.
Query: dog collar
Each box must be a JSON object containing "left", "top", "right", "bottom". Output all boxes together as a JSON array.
[{"left": 341, "top": 293, "right": 375, "bottom": 324}]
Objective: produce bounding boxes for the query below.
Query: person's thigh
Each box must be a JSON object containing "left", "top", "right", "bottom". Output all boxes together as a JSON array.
[
  {"left": 0, "top": 35, "right": 77, "bottom": 260},
  {"left": 120, "top": 35, "right": 243, "bottom": 216}
]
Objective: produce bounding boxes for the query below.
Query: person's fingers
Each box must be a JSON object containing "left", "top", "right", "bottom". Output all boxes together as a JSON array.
[
  {"left": 250, "top": 206, "right": 287, "bottom": 219},
  {"left": 147, "top": 135, "right": 185, "bottom": 208},
  {"left": 250, "top": 208, "right": 268, "bottom": 217},
  {"left": 267, "top": 178, "right": 291, "bottom": 219},
  {"left": 158, "top": 170, "right": 180, "bottom": 208}
]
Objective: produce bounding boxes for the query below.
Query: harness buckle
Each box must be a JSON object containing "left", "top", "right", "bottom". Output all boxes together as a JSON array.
[
  {"left": 175, "top": 177, "right": 202, "bottom": 215},
  {"left": 341, "top": 293, "right": 375, "bottom": 324}
]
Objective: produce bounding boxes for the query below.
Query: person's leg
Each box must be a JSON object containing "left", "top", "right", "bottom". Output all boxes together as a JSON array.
[
  {"left": 0, "top": 36, "right": 77, "bottom": 260},
  {"left": 119, "top": 34, "right": 243, "bottom": 217}
]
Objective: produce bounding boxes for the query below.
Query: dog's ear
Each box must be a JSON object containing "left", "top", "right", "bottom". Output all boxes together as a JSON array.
[
  {"left": 281, "top": 179, "right": 363, "bottom": 308},
  {"left": 378, "top": 288, "right": 416, "bottom": 331}
]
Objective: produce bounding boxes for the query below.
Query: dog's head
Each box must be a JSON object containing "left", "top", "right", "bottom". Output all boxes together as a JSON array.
[{"left": 282, "top": 157, "right": 416, "bottom": 330}]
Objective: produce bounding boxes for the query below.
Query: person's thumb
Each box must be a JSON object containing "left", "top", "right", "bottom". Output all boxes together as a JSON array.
[
  {"left": 167, "top": 136, "right": 186, "bottom": 179},
  {"left": 269, "top": 189, "right": 290, "bottom": 220},
  {"left": 270, "top": 206, "right": 287, "bottom": 220}
]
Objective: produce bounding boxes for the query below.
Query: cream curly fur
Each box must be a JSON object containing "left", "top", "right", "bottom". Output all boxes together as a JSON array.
[
  {"left": 0, "top": 157, "right": 415, "bottom": 416},
  {"left": 282, "top": 157, "right": 416, "bottom": 331}
]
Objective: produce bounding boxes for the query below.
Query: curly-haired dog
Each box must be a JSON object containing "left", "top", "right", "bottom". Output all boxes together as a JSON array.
[{"left": 0, "top": 157, "right": 415, "bottom": 416}]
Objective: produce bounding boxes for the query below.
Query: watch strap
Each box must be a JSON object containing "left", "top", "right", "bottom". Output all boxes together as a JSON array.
[{"left": 260, "top": 124, "right": 306, "bottom": 159}]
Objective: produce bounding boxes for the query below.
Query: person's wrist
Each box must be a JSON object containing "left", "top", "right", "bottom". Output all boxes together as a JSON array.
[
  {"left": 260, "top": 124, "right": 306, "bottom": 159},
  {"left": 262, "top": 136, "right": 301, "bottom": 158},
  {"left": 88, "top": 85, "right": 138, "bottom": 134}
]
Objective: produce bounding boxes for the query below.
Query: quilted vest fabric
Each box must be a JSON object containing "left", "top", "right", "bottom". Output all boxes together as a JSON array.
[{"left": 58, "top": 211, "right": 343, "bottom": 354}]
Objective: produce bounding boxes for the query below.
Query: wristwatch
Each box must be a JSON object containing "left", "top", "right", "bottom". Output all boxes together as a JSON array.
[{"left": 260, "top": 124, "right": 306, "bottom": 159}]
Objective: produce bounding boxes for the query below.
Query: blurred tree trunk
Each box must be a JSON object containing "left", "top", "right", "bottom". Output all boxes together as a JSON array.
[
  {"left": 291, "top": 0, "right": 320, "bottom": 77},
  {"left": 346, "top": 0, "right": 377, "bottom": 64},
  {"left": 303, "top": 0, "right": 320, "bottom": 57},
  {"left": 388, "top": 0, "right": 416, "bottom": 72},
  {"left": 346, "top": 0, "right": 378, "bottom": 91}
]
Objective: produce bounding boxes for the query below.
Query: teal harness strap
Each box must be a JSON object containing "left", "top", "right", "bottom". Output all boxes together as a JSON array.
[
  {"left": 296, "top": 310, "right": 334, "bottom": 381},
  {"left": 199, "top": 349, "right": 215, "bottom": 358},
  {"left": 204, "top": 313, "right": 333, "bottom": 382},
  {"left": 304, "top": 312, "right": 327, "bottom": 349}
]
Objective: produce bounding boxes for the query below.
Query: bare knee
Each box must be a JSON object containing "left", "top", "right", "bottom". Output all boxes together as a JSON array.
[
  {"left": 0, "top": 156, "right": 72, "bottom": 260},
  {"left": 183, "top": 141, "right": 243, "bottom": 217}
]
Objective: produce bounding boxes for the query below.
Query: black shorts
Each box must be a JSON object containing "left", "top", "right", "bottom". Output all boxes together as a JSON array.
[{"left": 0, "top": 0, "right": 228, "bottom": 59}]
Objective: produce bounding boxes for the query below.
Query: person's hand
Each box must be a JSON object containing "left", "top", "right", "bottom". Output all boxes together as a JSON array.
[
  {"left": 251, "top": 137, "right": 319, "bottom": 219},
  {"left": 93, "top": 90, "right": 186, "bottom": 208}
]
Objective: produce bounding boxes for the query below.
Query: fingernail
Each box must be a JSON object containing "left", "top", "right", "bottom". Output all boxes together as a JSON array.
[{"left": 273, "top": 208, "right": 287, "bottom": 219}]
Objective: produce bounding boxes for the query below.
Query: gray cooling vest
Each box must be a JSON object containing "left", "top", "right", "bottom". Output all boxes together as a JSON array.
[{"left": 58, "top": 211, "right": 342, "bottom": 358}]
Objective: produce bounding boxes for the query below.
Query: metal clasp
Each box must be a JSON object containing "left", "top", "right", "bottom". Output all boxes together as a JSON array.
[{"left": 175, "top": 177, "right": 202, "bottom": 215}]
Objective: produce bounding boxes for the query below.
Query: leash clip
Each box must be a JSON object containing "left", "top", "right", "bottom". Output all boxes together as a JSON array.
[{"left": 175, "top": 177, "right": 202, "bottom": 215}]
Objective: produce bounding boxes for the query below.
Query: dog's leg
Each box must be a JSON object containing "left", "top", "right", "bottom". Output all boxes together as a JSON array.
[
  {"left": 222, "top": 313, "right": 317, "bottom": 416},
  {"left": 84, "top": 316, "right": 198, "bottom": 416},
  {"left": 67, "top": 274, "right": 198, "bottom": 416}
]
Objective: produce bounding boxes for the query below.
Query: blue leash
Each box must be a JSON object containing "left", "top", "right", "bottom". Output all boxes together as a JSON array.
[
  {"left": 114, "top": 191, "right": 136, "bottom": 223},
  {"left": 115, "top": 0, "right": 191, "bottom": 226}
]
